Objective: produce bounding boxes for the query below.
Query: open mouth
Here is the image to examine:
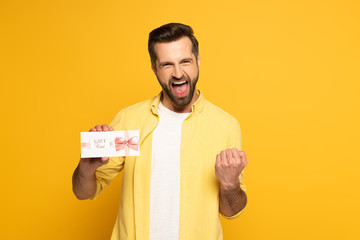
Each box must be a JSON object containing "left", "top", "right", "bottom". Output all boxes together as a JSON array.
[{"left": 171, "top": 80, "right": 189, "bottom": 97}]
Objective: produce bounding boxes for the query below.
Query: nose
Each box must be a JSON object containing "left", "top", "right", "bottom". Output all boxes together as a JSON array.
[{"left": 172, "top": 64, "right": 184, "bottom": 79}]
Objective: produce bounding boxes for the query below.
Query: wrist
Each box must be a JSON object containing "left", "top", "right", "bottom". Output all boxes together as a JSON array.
[
  {"left": 220, "top": 180, "right": 240, "bottom": 191},
  {"left": 77, "top": 163, "right": 96, "bottom": 179}
]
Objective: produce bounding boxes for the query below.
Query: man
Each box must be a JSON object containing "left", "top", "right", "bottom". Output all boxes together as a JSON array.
[{"left": 72, "top": 23, "right": 247, "bottom": 240}]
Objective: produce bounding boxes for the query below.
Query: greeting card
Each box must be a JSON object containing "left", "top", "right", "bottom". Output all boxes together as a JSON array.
[{"left": 80, "top": 130, "right": 140, "bottom": 158}]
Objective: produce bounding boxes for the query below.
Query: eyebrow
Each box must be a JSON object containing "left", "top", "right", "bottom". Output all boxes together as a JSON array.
[{"left": 181, "top": 58, "right": 193, "bottom": 62}]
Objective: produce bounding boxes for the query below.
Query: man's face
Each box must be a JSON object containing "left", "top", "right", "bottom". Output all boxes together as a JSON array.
[{"left": 152, "top": 37, "right": 200, "bottom": 108}]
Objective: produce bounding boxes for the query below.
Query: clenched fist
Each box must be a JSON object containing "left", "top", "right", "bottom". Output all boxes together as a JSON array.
[{"left": 215, "top": 148, "right": 247, "bottom": 190}]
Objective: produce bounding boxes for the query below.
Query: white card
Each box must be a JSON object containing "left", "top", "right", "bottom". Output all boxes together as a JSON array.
[{"left": 80, "top": 130, "right": 140, "bottom": 158}]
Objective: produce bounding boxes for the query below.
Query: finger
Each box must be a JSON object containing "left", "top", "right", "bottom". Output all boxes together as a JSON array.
[
  {"left": 101, "top": 157, "right": 109, "bottom": 162},
  {"left": 221, "top": 150, "right": 227, "bottom": 165},
  {"left": 239, "top": 151, "right": 247, "bottom": 166},
  {"left": 95, "top": 125, "right": 102, "bottom": 131},
  {"left": 89, "top": 128, "right": 96, "bottom": 132},
  {"left": 215, "top": 154, "right": 221, "bottom": 167},
  {"left": 109, "top": 127, "right": 114, "bottom": 131},
  {"left": 226, "top": 149, "right": 233, "bottom": 164},
  {"left": 101, "top": 124, "right": 109, "bottom": 132},
  {"left": 231, "top": 148, "right": 241, "bottom": 165}
]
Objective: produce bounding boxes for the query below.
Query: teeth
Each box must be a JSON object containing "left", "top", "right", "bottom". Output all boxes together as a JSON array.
[{"left": 173, "top": 81, "right": 186, "bottom": 85}]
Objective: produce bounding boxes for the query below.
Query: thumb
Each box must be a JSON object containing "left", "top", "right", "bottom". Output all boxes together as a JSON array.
[{"left": 101, "top": 157, "right": 109, "bottom": 164}]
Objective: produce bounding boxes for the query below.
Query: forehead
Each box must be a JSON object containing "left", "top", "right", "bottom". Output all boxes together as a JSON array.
[{"left": 154, "top": 37, "right": 193, "bottom": 62}]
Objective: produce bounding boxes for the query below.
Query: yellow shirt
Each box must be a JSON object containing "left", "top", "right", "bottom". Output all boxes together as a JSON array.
[{"left": 92, "top": 90, "right": 246, "bottom": 240}]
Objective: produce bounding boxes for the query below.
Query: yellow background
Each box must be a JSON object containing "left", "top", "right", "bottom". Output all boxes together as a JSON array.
[{"left": 1, "top": 0, "right": 359, "bottom": 239}]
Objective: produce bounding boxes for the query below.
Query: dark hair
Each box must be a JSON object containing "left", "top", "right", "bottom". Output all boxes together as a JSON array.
[{"left": 148, "top": 23, "right": 199, "bottom": 67}]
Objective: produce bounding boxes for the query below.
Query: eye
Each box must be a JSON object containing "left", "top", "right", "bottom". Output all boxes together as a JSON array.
[{"left": 160, "top": 63, "right": 170, "bottom": 69}]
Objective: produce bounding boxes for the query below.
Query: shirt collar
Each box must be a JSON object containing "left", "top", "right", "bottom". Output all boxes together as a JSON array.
[{"left": 151, "top": 89, "right": 205, "bottom": 116}]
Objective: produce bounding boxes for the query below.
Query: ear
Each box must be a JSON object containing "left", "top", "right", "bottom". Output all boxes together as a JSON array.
[
  {"left": 197, "top": 54, "right": 201, "bottom": 67},
  {"left": 151, "top": 64, "right": 156, "bottom": 74}
]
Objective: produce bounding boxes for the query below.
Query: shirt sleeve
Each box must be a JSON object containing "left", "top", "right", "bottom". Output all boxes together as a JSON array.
[
  {"left": 220, "top": 119, "right": 247, "bottom": 219},
  {"left": 90, "top": 156, "right": 125, "bottom": 200}
]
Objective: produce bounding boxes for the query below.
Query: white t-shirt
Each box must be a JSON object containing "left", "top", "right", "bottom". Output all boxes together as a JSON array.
[{"left": 149, "top": 101, "right": 189, "bottom": 240}]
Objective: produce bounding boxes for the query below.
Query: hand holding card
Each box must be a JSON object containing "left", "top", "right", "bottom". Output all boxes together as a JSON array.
[
  {"left": 73, "top": 124, "right": 114, "bottom": 200},
  {"left": 79, "top": 124, "right": 113, "bottom": 175}
]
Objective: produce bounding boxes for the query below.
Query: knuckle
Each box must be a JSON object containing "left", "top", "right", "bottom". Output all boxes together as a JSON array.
[{"left": 231, "top": 148, "right": 237, "bottom": 154}]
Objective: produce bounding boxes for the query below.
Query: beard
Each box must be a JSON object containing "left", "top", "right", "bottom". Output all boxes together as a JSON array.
[{"left": 156, "top": 70, "right": 199, "bottom": 107}]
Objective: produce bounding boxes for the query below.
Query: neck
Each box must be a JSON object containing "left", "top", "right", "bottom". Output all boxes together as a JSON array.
[{"left": 161, "top": 90, "right": 199, "bottom": 113}]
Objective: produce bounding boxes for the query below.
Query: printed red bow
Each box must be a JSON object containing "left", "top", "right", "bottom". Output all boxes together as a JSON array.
[{"left": 114, "top": 134, "right": 139, "bottom": 155}]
